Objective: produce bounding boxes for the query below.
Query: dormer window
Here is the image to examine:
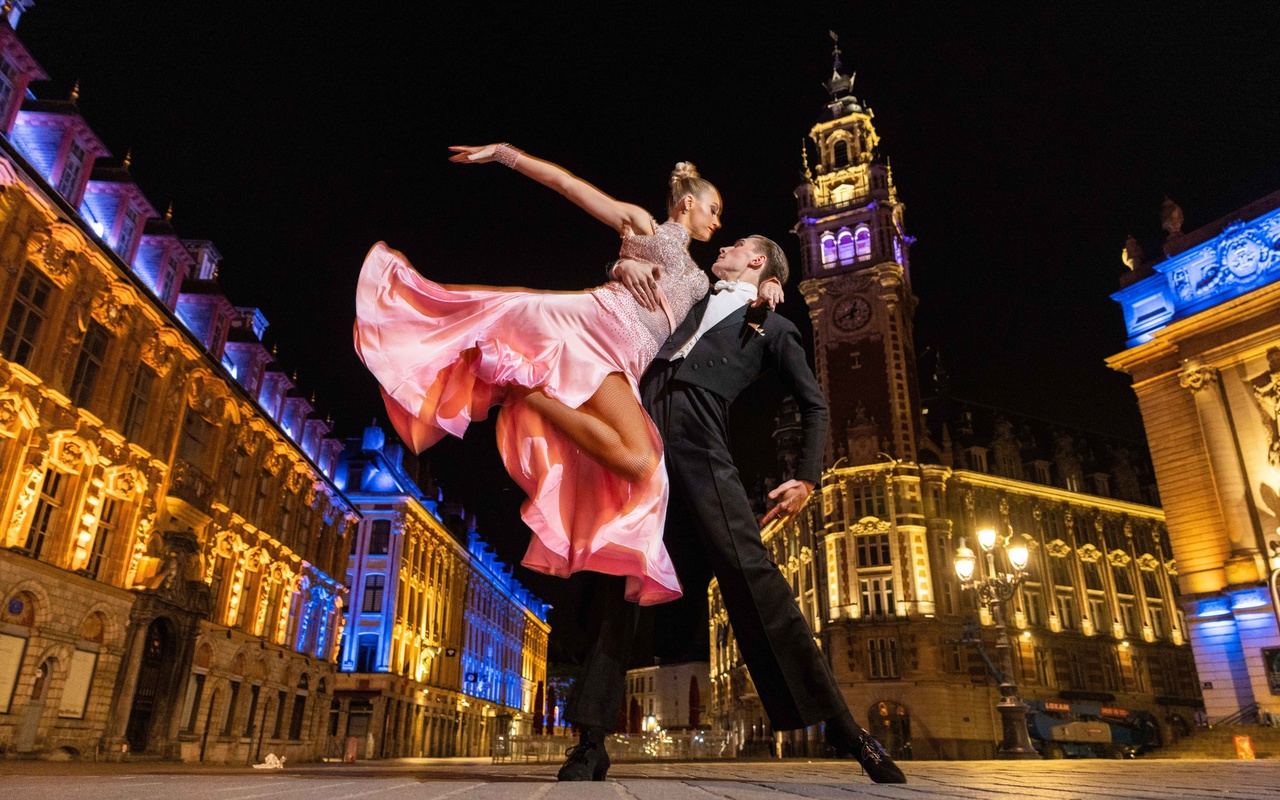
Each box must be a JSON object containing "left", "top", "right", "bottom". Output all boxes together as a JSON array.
[
  {"left": 0, "top": 59, "right": 16, "bottom": 122},
  {"left": 854, "top": 225, "right": 872, "bottom": 260},
  {"left": 116, "top": 206, "right": 139, "bottom": 259},
  {"left": 57, "top": 140, "right": 85, "bottom": 198},
  {"left": 159, "top": 259, "right": 177, "bottom": 305}
]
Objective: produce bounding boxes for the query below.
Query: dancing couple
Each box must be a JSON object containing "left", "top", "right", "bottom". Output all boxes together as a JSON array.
[{"left": 353, "top": 143, "right": 905, "bottom": 784}]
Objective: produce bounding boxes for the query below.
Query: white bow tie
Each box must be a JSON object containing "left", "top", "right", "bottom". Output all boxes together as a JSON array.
[{"left": 713, "top": 280, "right": 744, "bottom": 293}]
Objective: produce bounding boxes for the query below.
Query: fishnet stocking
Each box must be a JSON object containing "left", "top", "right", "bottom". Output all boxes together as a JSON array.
[{"left": 517, "top": 373, "right": 659, "bottom": 483}]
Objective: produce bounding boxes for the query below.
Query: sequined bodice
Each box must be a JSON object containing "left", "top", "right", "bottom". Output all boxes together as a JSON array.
[{"left": 592, "top": 221, "right": 710, "bottom": 364}]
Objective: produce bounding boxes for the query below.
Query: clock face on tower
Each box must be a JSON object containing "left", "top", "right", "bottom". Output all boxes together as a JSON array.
[{"left": 833, "top": 295, "right": 872, "bottom": 333}]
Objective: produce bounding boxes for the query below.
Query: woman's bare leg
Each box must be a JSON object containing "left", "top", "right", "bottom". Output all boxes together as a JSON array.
[{"left": 516, "top": 373, "right": 659, "bottom": 483}]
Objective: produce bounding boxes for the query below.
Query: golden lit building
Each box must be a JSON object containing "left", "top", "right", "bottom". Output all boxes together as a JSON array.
[
  {"left": 0, "top": 10, "right": 354, "bottom": 762},
  {"left": 708, "top": 52, "right": 1200, "bottom": 760},
  {"left": 333, "top": 424, "right": 550, "bottom": 759},
  {"left": 1109, "top": 192, "right": 1280, "bottom": 723}
]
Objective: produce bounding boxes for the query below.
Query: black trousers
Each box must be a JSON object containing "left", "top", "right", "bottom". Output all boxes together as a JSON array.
[{"left": 565, "top": 360, "right": 847, "bottom": 731}]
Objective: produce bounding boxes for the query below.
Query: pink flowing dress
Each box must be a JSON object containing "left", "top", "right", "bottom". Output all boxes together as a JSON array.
[{"left": 353, "top": 221, "right": 710, "bottom": 605}]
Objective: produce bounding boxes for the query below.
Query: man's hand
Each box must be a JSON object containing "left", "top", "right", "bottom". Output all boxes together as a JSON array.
[
  {"left": 754, "top": 277, "right": 784, "bottom": 311},
  {"left": 613, "top": 258, "right": 664, "bottom": 312},
  {"left": 761, "top": 479, "right": 814, "bottom": 526}
]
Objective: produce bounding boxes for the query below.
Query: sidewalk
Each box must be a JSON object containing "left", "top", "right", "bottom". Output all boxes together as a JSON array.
[{"left": 1, "top": 757, "right": 1277, "bottom": 799}]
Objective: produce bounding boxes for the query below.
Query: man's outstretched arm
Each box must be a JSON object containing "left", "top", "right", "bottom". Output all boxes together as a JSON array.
[{"left": 762, "top": 327, "right": 829, "bottom": 524}]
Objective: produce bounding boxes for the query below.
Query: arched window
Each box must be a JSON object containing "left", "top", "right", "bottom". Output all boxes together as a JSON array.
[
  {"left": 854, "top": 225, "right": 872, "bottom": 260},
  {"left": 820, "top": 233, "right": 837, "bottom": 266},
  {"left": 0, "top": 591, "right": 37, "bottom": 713},
  {"left": 832, "top": 139, "right": 851, "bottom": 168},
  {"left": 836, "top": 229, "right": 855, "bottom": 263}
]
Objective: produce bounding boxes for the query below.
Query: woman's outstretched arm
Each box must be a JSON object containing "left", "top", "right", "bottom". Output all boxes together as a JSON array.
[{"left": 449, "top": 144, "right": 654, "bottom": 236}]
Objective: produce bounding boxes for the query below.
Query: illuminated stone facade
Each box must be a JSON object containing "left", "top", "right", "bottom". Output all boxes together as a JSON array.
[
  {"left": 708, "top": 56, "right": 1200, "bottom": 760},
  {"left": 334, "top": 425, "right": 549, "bottom": 758},
  {"left": 0, "top": 12, "right": 353, "bottom": 762},
  {"left": 1109, "top": 192, "right": 1280, "bottom": 723},
  {"left": 623, "top": 661, "right": 709, "bottom": 733}
]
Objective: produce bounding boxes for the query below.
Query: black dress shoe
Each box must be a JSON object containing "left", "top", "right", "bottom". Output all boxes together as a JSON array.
[
  {"left": 557, "top": 740, "right": 610, "bottom": 781},
  {"left": 826, "top": 714, "right": 906, "bottom": 784}
]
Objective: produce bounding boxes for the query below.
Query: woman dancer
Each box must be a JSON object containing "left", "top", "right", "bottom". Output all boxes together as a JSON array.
[{"left": 354, "top": 143, "right": 780, "bottom": 605}]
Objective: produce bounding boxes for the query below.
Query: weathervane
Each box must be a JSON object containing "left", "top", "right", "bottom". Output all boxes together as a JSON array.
[{"left": 830, "top": 30, "right": 842, "bottom": 74}]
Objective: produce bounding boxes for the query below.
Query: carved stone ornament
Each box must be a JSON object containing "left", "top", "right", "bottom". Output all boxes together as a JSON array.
[
  {"left": 233, "top": 420, "right": 259, "bottom": 456},
  {"left": 91, "top": 283, "right": 135, "bottom": 333},
  {"left": 140, "top": 329, "right": 181, "bottom": 376},
  {"left": 1045, "top": 539, "right": 1072, "bottom": 558},
  {"left": 1136, "top": 553, "right": 1160, "bottom": 572},
  {"left": 1108, "top": 549, "right": 1132, "bottom": 568},
  {"left": 1179, "top": 365, "right": 1219, "bottom": 392},
  {"left": 850, "top": 516, "right": 891, "bottom": 536},
  {"left": 264, "top": 444, "right": 288, "bottom": 476},
  {"left": 800, "top": 546, "right": 813, "bottom": 564},
  {"left": 1218, "top": 223, "right": 1272, "bottom": 280},
  {"left": 26, "top": 223, "right": 86, "bottom": 287},
  {"left": 55, "top": 437, "right": 87, "bottom": 469},
  {"left": 0, "top": 396, "right": 18, "bottom": 428},
  {"left": 5, "top": 464, "right": 42, "bottom": 547},
  {"left": 1077, "top": 543, "right": 1103, "bottom": 563},
  {"left": 1164, "top": 558, "right": 1178, "bottom": 576},
  {"left": 1248, "top": 346, "right": 1280, "bottom": 468},
  {"left": 111, "top": 466, "right": 146, "bottom": 496},
  {"left": 187, "top": 372, "right": 229, "bottom": 424}
]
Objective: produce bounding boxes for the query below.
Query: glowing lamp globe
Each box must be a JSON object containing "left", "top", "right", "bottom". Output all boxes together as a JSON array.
[
  {"left": 977, "top": 527, "right": 998, "bottom": 551},
  {"left": 1007, "top": 544, "right": 1030, "bottom": 571},
  {"left": 954, "top": 540, "right": 977, "bottom": 582}
]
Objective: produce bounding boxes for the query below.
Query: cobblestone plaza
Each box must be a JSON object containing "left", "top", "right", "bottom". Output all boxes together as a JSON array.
[{"left": 1, "top": 759, "right": 1277, "bottom": 799}]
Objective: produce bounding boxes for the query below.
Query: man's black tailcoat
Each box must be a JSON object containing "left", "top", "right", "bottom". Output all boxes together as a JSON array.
[{"left": 566, "top": 292, "right": 845, "bottom": 732}]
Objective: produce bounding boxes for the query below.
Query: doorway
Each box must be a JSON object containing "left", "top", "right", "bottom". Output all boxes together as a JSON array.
[
  {"left": 868, "top": 700, "right": 912, "bottom": 760},
  {"left": 125, "top": 619, "right": 173, "bottom": 753}
]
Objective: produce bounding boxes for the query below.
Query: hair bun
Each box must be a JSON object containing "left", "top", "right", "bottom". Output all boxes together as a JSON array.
[{"left": 670, "top": 161, "right": 700, "bottom": 186}]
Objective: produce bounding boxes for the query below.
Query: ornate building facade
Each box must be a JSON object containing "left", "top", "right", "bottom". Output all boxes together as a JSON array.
[
  {"left": 708, "top": 53, "right": 1200, "bottom": 759},
  {"left": 334, "top": 424, "right": 549, "bottom": 758},
  {"left": 1109, "top": 192, "right": 1280, "bottom": 723},
  {"left": 0, "top": 9, "right": 353, "bottom": 762},
  {"left": 623, "top": 661, "right": 709, "bottom": 733}
]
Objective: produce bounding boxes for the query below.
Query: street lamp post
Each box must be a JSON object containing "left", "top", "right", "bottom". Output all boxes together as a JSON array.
[{"left": 954, "top": 527, "right": 1041, "bottom": 759}]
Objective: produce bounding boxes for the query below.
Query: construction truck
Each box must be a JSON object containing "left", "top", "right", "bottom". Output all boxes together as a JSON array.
[{"left": 1024, "top": 699, "right": 1160, "bottom": 758}]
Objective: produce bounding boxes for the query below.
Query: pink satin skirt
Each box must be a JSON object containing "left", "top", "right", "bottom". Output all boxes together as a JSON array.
[{"left": 354, "top": 242, "right": 680, "bottom": 605}]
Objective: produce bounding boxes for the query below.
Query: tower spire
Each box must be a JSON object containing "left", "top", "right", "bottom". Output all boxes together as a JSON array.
[{"left": 823, "top": 31, "right": 855, "bottom": 99}]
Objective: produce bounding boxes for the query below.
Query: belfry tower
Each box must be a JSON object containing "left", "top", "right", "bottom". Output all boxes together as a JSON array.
[{"left": 795, "top": 43, "right": 921, "bottom": 466}]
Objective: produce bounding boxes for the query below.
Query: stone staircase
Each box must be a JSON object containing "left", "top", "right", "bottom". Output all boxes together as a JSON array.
[{"left": 1148, "top": 725, "right": 1280, "bottom": 759}]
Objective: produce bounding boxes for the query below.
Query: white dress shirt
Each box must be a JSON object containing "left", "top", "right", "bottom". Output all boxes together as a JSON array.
[{"left": 670, "top": 280, "right": 758, "bottom": 360}]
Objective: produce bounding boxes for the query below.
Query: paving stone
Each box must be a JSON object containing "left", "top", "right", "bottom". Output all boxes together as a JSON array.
[{"left": 0, "top": 759, "right": 1277, "bottom": 799}]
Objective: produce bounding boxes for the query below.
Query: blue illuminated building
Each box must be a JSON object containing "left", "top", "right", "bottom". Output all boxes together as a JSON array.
[
  {"left": 0, "top": 3, "right": 352, "bottom": 763},
  {"left": 334, "top": 424, "right": 549, "bottom": 758},
  {"left": 1110, "top": 193, "right": 1280, "bottom": 723}
]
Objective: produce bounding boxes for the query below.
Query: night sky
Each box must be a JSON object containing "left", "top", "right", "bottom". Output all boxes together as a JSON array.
[{"left": 16, "top": 3, "right": 1280, "bottom": 661}]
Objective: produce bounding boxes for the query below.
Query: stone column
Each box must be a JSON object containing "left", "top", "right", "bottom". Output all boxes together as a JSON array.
[
  {"left": 1181, "top": 366, "right": 1264, "bottom": 581},
  {"left": 102, "top": 616, "right": 151, "bottom": 756}
]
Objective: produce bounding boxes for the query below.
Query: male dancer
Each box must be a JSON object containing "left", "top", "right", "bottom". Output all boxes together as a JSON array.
[{"left": 557, "top": 236, "right": 905, "bottom": 784}]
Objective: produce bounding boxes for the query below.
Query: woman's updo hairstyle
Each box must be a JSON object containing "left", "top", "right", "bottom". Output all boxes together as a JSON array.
[{"left": 667, "top": 161, "right": 718, "bottom": 215}]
